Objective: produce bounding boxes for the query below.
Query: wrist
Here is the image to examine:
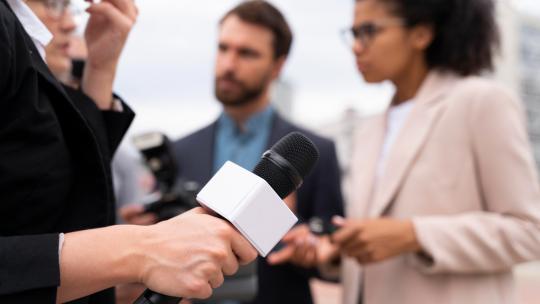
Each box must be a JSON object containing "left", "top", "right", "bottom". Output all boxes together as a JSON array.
[
  {"left": 85, "top": 58, "right": 119, "bottom": 75},
  {"left": 402, "top": 220, "right": 422, "bottom": 253},
  {"left": 82, "top": 66, "right": 116, "bottom": 109},
  {"left": 116, "top": 225, "right": 151, "bottom": 284}
]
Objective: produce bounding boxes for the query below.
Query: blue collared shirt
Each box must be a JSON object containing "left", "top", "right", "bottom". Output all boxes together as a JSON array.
[{"left": 213, "top": 106, "right": 274, "bottom": 173}]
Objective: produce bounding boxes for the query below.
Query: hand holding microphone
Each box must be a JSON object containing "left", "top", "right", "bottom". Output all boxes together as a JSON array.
[
  {"left": 134, "top": 132, "right": 320, "bottom": 304},
  {"left": 134, "top": 207, "right": 256, "bottom": 300}
]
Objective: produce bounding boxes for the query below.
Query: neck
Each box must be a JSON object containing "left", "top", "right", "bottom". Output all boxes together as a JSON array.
[
  {"left": 392, "top": 59, "right": 429, "bottom": 106},
  {"left": 224, "top": 90, "right": 271, "bottom": 128}
]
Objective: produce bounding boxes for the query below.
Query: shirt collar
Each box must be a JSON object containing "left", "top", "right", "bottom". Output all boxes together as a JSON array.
[
  {"left": 6, "top": 0, "right": 53, "bottom": 60},
  {"left": 218, "top": 106, "right": 275, "bottom": 136}
]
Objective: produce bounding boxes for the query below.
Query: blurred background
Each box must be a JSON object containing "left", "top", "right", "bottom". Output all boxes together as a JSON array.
[{"left": 72, "top": 0, "right": 540, "bottom": 303}]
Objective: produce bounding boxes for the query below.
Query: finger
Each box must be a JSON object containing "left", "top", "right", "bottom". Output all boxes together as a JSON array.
[
  {"left": 100, "top": 0, "right": 138, "bottom": 21},
  {"left": 229, "top": 229, "right": 258, "bottom": 265},
  {"left": 281, "top": 228, "right": 301, "bottom": 243},
  {"left": 221, "top": 247, "right": 240, "bottom": 276},
  {"left": 343, "top": 242, "right": 367, "bottom": 257},
  {"left": 86, "top": 2, "right": 134, "bottom": 30},
  {"left": 208, "top": 271, "right": 225, "bottom": 289},
  {"left": 332, "top": 225, "right": 360, "bottom": 246},
  {"left": 332, "top": 215, "right": 346, "bottom": 227},
  {"left": 303, "top": 237, "right": 319, "bottom": 267},
  {"left": 355, "top": 251, "right": 374, "bottom": 265},
  {"left": 293, "top": 238, "right": 310, "bottom": 263},
  {"left": 282, "top": 224, "right": 309, "bottom": 243},
  {"left": 340, "top": 232, "right": 367, "bottom": 252},
  {"left": 267, "top": 245, "right": 295, "bottom": 265},
  {"left": 303, "top": 246, "right": 318, "bottom": 268},
  {"left": 293, "top": 240, "right": 314, "bottom": 268},
  {"left": 192, "top": 281, "right": 212, "bottom": 300}
]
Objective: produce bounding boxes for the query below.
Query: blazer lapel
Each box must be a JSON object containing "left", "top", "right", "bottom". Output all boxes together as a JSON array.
[
  {"left": 267, "top": 112, "right": 292, "bottom": 148},
  {"left": 19, "top": 26, "right": 72, "bottom": 102},
  {"left": 368, "top": 71, "right": 460, "bottom": 217},
  {"left": 202, "top": 121, "right": 218, "bottom": 181}
]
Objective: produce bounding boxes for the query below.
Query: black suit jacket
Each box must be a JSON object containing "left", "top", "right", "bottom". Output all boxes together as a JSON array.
[
  {"left": 173, "top": 112, "right": 344, "bottom": 304},
  {"left": 0, "top": 2, "right": 134, "bottom": 303}
]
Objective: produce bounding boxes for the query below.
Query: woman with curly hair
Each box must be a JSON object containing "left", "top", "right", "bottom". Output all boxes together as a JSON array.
[{"left": 332, "top": 0, "right": 540, "bottom": 303}]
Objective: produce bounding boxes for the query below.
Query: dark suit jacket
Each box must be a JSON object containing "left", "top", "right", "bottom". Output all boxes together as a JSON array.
[
  {"left": 173, "top": 112, "right": 344, "bottom": 304},
  {"left": 0, "top": 2, "right": 134, "bottom": 303}
]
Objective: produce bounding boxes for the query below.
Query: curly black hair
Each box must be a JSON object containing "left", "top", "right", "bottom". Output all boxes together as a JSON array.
[{"left": 357, "top": 0, "right": 500, "bottom": 76}]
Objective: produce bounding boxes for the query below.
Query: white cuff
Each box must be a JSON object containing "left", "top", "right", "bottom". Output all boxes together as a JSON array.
[{"left": 58, "top": 233, "right": 65, "bottom": 257}]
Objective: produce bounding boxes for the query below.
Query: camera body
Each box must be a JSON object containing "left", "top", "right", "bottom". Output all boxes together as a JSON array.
[{"left": 132, "top": 132, "right": 199, "bottom": 221}]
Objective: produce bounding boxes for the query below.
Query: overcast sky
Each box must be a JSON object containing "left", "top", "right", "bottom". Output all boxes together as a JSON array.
[{"left": 92, "top": 0, "right": 540, "bottom": 139}]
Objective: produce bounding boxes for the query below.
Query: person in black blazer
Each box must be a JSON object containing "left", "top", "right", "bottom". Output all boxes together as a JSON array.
[
  {"left": 0, "top": 0, "right": 257, "bottom": 303},
  {"left": 172, "top": 2, "right": 344, "bottom": 303}
]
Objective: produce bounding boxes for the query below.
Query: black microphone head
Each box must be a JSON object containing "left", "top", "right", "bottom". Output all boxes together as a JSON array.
[{"left": 253, "top": 132, "right": 319, "bottom": 198}]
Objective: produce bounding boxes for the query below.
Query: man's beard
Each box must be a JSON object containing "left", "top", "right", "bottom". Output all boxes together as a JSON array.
[{"left": 214, "top": 72, "right": 269, "bottom": 107}]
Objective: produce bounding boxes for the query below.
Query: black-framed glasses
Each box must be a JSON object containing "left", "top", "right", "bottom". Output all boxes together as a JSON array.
[{"left": 341, "top": 19, "right": 405, "bottom": 49}]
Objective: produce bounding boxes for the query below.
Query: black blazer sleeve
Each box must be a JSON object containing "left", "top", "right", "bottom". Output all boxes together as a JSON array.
[
  {"left": 0, "top": 234, "right": 60, "bottom": 296},
  {"left": 0, "top": 4, "right": 62, "bottom": 296},
  {"left": 64, "top": 86, "right": 135, "bottom": 157}
]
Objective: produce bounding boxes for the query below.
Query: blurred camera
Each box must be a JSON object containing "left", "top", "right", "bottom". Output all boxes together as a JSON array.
[{"left": 132, "top": 132, "right": 200, "bottom": 221}]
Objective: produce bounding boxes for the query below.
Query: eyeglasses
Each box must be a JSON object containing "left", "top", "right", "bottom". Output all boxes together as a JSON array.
[
  {"left": 26, "top": 0, "right": 72, "bottom": 19},
  {"left": 341, "top": 19, "right": 405, "bottom": 49}
]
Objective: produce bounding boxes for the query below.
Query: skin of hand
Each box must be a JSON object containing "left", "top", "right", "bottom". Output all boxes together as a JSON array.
[
  {"left": 57, "top": 208, "right": 258, "bottom": 302},
  {"left": 267, "top": 224, "right": 340, "bottom": 268},
  {"left": 134, "top": 208, "right": 258, "bottom": 298},
  {"left": 81, "top": 0, "right": 139, "bottom": 109},
  {"left": 331, "top": 216, "right": 422, "bottom": 265}
]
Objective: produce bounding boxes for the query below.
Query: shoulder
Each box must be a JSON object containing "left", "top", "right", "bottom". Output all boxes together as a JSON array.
[
  {"left": 0, "top": 1, "right": 17, "bottom": 39},
  {"left": 0, "top": 2, "right": 15, "bottom": 55},
  {"left": 444, "top": 76, "right": 526, "bottom": 131},
  {"left": 173, "top": 123, "right": 214, "bottom": 150},
  {"left": 450, "top": 76, "right": 520, "bottom": 111}
]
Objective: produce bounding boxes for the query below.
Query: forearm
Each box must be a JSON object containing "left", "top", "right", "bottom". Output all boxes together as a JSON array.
[
  {"left": 56, "top": 224, "right": 145, "bottom": 303},
  {"left": 411, "top": 212, "right": 540, "bottom": 274},
  {"left": 81, "top": 64, "right": 117, "bottom": 110}
]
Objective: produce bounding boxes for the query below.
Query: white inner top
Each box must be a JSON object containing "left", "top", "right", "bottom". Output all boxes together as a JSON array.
[
  {"left": 6, "top": 0, "right": 52, "bottom": 60},
  {"left": 376, "top": 100, "right": 415, "bottom": 180}
]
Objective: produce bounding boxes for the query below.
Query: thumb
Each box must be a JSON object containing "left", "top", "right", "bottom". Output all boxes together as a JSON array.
[
  {"left": 332, "top": 215, "right": 346, "bottom": 227},
  {"left": 267, "top": 245, "right": 295, "bottom": 265},
  {"left": 185, "top": 207, "right": 208, "bottom": 215}
]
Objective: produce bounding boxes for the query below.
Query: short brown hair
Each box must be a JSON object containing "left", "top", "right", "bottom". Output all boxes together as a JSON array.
[{"left": 220, "top": 1, "right": 293, "bottom": 59}]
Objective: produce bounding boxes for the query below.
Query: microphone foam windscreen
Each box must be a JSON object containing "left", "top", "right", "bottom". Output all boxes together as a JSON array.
[
  {"left": 253, "top": 132, "right": 319, "bottom": 198},
  {"left": 271, "top": 132, "right": 319, "bottom": 178}
]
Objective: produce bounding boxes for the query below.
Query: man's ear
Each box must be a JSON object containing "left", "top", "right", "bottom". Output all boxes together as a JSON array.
[{"left": 271, "top": 56, "right": 287, "bottom": 80}]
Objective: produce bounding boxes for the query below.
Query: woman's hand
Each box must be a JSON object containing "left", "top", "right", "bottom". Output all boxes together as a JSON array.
[
  {"left": 267, "top": 224, "right": 339, "bottom": 268},
  {"left": 331, "top": 216, "right": 421, "bottom": 264},
  {"left": 82, "top": 0, "right": 138, "bottom": 109},
  {"left": 84, "top": 0, "right": 137, "bottom": 71}
]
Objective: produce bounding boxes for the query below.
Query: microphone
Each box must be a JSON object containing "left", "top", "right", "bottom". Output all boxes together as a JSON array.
[{"left": 133, "top": 132, "right": 319, "bottom": 304}]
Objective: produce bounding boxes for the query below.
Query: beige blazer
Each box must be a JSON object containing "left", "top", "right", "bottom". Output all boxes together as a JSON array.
[{"left": 342, "top": 71, "right": 540, "bottom": 304}]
